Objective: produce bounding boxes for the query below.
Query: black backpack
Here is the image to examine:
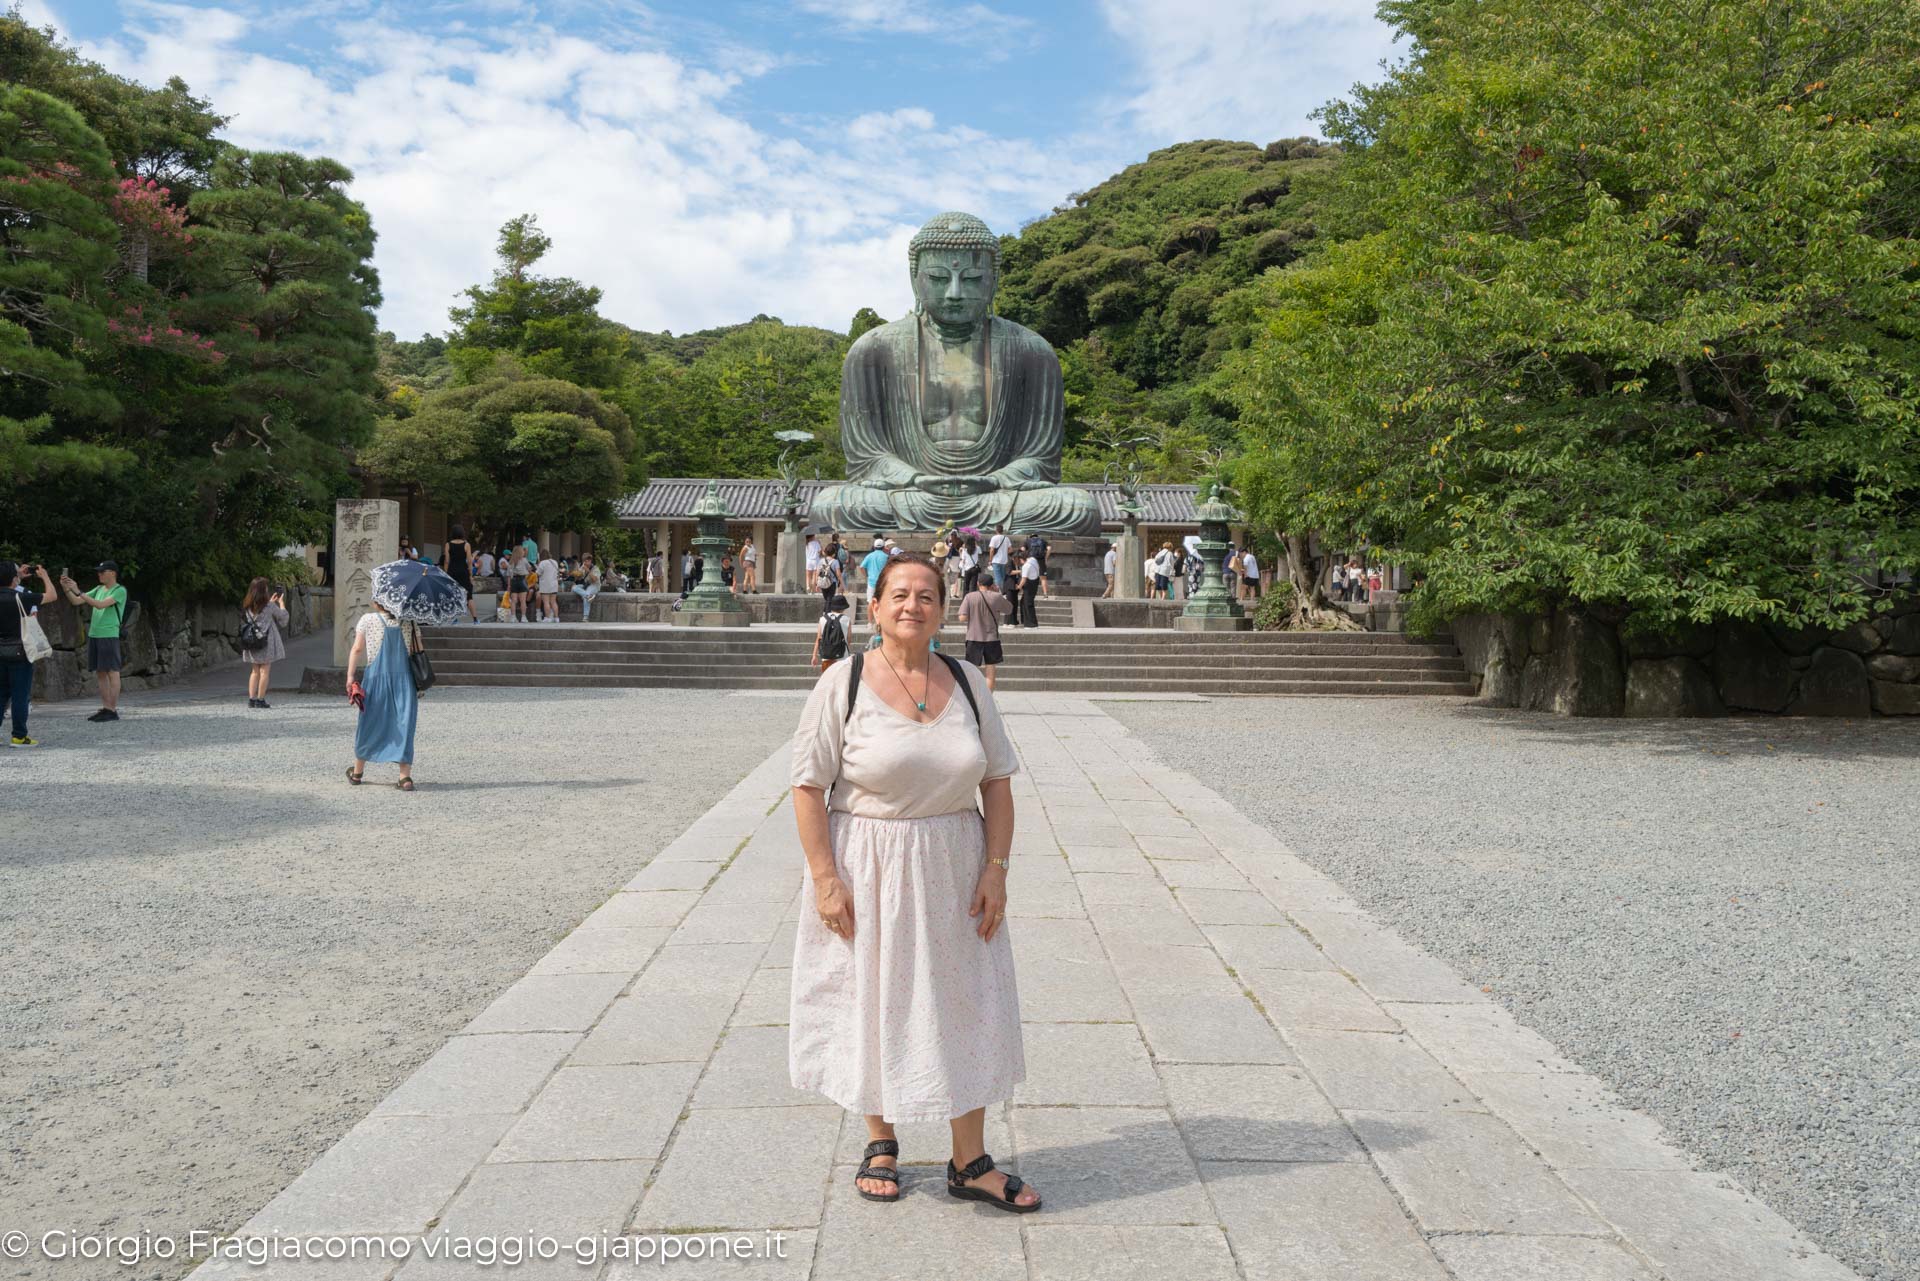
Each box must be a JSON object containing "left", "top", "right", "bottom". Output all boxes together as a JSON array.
[
  {"left": 818, "top": 613, "right": 848, "bottom": 662},
  {"left": 237, "top": 610, "right": 270, "bottom": 653}
]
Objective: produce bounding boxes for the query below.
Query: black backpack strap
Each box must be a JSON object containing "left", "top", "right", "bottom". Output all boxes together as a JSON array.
[
  {"left": 844, "top": 650, "right": 865, "bottom": 723},
  {"left": 938, "top": 652, "right": 982, "bottom": 733}
]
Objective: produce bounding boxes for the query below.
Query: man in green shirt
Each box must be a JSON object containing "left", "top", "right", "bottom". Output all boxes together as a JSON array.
[{"left": 59, "top": 561, "right": 128, "bottom": 722}]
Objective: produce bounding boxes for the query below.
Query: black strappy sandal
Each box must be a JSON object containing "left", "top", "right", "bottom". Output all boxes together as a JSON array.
[
  {"left": 946, "top": 1152, "right": 1040, "bottom": 1213},
  {"left": 346, "top": 765, "right": 364, "bottom": 785},
  {"left": 855, "top": 1138, "right": 901, "bottom": 1203}
]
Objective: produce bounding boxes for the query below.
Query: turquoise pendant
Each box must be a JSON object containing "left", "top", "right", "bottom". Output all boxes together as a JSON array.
[{"left": 916, "top": 702, "right": 927, "bottom": 711}]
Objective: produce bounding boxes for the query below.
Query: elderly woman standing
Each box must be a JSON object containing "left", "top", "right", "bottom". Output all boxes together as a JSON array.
[{"left": 788, "top": 552, "right": 1040, "bottom": 1213}]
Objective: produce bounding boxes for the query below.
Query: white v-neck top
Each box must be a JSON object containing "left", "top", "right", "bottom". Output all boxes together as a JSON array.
[{"left": 790, "top": 656, "right": 1019, "bottom": 819}]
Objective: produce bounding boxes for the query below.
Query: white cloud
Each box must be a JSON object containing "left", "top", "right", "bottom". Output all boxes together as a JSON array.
[
  {"left": 794, "top": 0, "right": 1024, "bottom": 39},
  {"left": 75, "top": 7, "right": 1103, "bottom": 338},
  {"left": 12, "top": 0, "right": 65, "bottom": 28},
  {"left": 1099, "top": 0, "right": 1402, "bottom": 142}
]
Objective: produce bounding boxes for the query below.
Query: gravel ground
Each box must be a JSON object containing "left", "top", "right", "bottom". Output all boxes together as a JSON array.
[
  {"left": 0, "top": 686, "right": 802, "bottom": 1281},
  {"left": 1108, "top": 696, "right": 1920, "bottom": 1281}
]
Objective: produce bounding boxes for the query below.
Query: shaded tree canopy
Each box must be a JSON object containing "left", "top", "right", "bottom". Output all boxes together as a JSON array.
[
  {"left": 1, "top": 15, "right": 380, "bottom": 597},
  {"left": 362, "top": 376, "right": 633, "bottom": 534},
  {"left": 1226, "top": 0, "right": 1920, "bottom": 633}
]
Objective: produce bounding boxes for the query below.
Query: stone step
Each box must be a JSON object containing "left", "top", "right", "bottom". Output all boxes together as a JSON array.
[
  {"left": 431, "top": 657, "right": 1467, "bottom": 680},
  {"left": 424, "top": 628, "right": 1457, "bottom": 650},
  {"left": 431, "top": 671, "right": 1477, "bottom": 696},
  {"left": 426, "top": 646, "right": 1466, "bottom": 670}
]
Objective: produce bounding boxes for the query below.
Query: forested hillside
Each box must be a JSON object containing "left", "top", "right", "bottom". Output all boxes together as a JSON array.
[{"left": 994, "top": 137, "right": 1333, "bottom": 479}]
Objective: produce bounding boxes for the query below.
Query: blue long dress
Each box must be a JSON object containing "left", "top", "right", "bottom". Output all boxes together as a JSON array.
[{"left": 355, "top": 619, "right": 418, "bottom": 764}]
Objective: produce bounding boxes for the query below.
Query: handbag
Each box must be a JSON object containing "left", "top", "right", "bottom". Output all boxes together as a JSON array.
[
  {"left": 404, "top": 620, "right": 435, "bottom": 693},
  {"left": 6, "top": 593, "right": 52, "bottom": 663}
]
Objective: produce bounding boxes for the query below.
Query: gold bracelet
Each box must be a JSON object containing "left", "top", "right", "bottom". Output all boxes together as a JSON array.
[{"left": 986, "top": 857, "right": 1009, "bottom": 869}]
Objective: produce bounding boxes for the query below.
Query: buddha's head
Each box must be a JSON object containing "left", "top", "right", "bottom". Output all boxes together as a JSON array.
[{"left": 909, "top": 212, "right": 998, "bottom": 329}]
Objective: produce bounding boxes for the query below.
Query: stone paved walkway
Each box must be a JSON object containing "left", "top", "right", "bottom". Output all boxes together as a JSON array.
[{"left": 192, "top": 696, "right": 1861, "bottom": 1281}]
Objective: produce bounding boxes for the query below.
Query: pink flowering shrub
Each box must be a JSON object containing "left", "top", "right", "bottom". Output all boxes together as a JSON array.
[
  {"left": 111, "top": 177, "right": 192, "bottom": 244},
  {"left": 106, "top": 304, "right": 225, "bottom": 362}
]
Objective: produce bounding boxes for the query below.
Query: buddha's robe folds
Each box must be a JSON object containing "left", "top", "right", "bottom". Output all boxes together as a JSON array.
[{"left": 810, "top": 316, "right": 1100, "bottom": 535}]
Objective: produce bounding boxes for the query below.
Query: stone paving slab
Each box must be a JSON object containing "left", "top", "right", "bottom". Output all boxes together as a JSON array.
[
  {"left": 633, "top": 1105, "right": 841, "bottom": 1230},
  {"left": 199, "top": 699, "right": 1863, "bottom": 1281}
]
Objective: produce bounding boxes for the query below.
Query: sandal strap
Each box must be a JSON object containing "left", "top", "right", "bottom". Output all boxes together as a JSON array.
[
  {"left": 999, "top": 1174, "right": 1025, "bottom": 1201},
  {"left": 949, "top": 1152, "right": 996, "bottom": 1184},
  {"left": 863, "top": 1138, "right": 899, "bottom": 1159},
  {"left": 855, "top": 1162, "right": 899, "bottom": 1183}
]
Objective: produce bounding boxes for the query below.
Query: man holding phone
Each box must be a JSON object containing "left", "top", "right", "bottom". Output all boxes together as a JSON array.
[{"left": 59, "top": 561, "right": 128, "bottom": 722}]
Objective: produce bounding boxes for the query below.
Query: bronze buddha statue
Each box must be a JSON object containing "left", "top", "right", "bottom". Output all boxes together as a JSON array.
[{"left": 809, "top": 212, "right": 1100, "bottom": 536}]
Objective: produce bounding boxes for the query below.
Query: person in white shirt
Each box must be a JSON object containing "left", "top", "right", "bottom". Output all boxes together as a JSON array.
[
  {"left": 959, "top": 538, "right": 981, "bottom": 594},
  {"left": 805, "top": 536, "right": 822, "bottom": 591},
  {"left": 988, "top": 528, "right": 1011, "bottom": 591},
  {"left": 1016, "top": 550, "right": 1042, "bottom": 627},
  {"left": 1101, "top": 544, "right": 1116, "bottom": 598},
  {"left": 535, "top": 550, "right": 561, "bottom": 622},
  {"left": 475, "top": 550, "right": 496, "bottom": 579},
  {"left": 741, "top": 537, "right": 759, "bottom": 593},
  {"left": 1240, "top": 548, "right": 1261, "bottom": 601},
  {"left": 1151, "top": 544, "right": 1175, "bottom": 599}
]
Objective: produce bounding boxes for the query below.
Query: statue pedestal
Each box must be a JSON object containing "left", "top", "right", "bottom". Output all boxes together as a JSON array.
[
  {"left": 776, "top": 529, "right": 806, "bottom": 595},
  {"left": 1175, "top": 613, "right": 1253, "bottom": 633},
  {"left": 1114, "top": 532, "right": 1144, "bottom": 600},
  {"left": 672, "top": 606, "right": 752, "bottom": 628}
]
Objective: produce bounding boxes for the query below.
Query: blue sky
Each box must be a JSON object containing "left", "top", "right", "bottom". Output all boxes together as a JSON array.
[{"left": 27, "top": 0, "right": 1402, "bottom": 337}]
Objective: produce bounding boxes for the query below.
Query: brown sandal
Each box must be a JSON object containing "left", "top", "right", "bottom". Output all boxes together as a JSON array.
[
  {"left": 395, "top": 777, "right": 415, "bottom": 791},
  {"left": 346, "top": 765, "right": 364, "bottom": 785}
]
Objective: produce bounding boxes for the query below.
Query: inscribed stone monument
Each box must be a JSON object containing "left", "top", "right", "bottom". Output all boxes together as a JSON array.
[
  {"left": 809, "top": 213, "right": 1100, "bottom": 536},
  {"left": 332, "top": 499, "right": 398, "bottom": 664}
]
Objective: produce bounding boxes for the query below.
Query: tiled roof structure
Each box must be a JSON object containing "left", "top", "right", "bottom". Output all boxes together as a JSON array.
[{"left": 613, "top": 479, "right": 1204, "bottom": 526}]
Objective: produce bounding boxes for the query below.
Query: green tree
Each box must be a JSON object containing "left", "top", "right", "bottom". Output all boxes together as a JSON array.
[
  {"left": 362, "top": 376, "right": 634, "bottom": 534},
  {"left": 1227, "top": 0, "right": 1920, "bottom": 634},
  {"left": 848, "top": 306, "right": 885, "bottom": 340},
  {"left": 0, "top": 13, "right": 225, "bottom": 195},
  {"left": 992, "top": 139, "right": 1327, "bottom": 478},
  {"left": 0, "top": 86, "right": 119, "bottom": 417},
  {"left": 0, "top": 18, "right": 383, "bottom": 597},
  {"left": 615, "top": 319, "right": 845, "bottom": 480},
  {"left": 446, "top": 214, "right": 625, "bottom": 387}
]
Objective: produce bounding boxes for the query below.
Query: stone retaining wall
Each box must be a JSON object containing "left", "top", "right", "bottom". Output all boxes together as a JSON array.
[
  {"left": 28, "top": 586, "right": 333, "bottom": 702},
  {"left": 1453, "top": 598, "right": 1920, "bottom": 717}
]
